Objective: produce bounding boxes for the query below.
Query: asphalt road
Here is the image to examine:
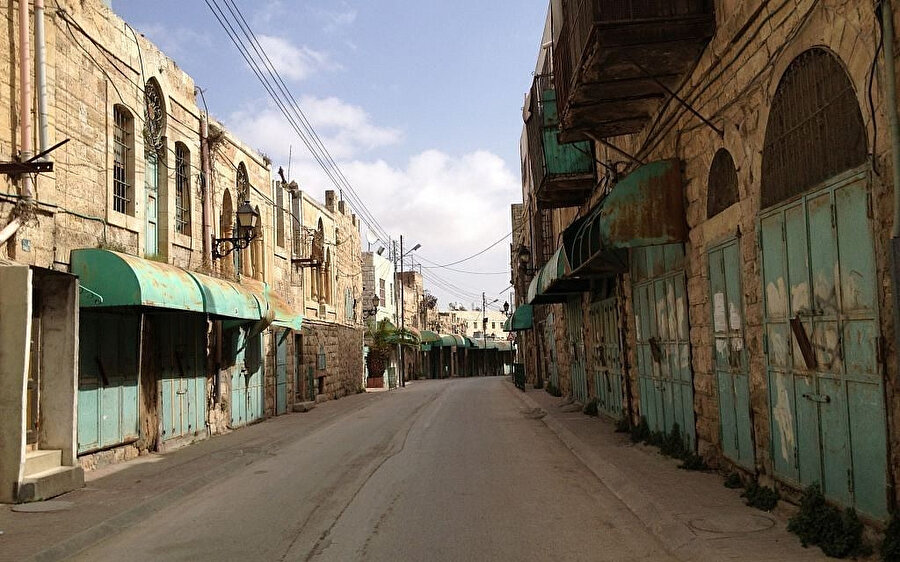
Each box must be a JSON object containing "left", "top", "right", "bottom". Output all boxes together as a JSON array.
[{"left": 73, "top": 378, "right": 675, "bottom": 561}]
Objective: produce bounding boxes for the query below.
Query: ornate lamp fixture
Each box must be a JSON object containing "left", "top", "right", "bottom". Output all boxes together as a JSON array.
[
  {"left": 212, "top": 201, "right": 260, "bottom": 260},
  {"left": 362, "top": 294, "right": 381, "bottom": 320}
]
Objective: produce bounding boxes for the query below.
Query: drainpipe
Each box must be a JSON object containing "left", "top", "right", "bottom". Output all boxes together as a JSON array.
[
  {"left": 882, "top": 0, "right": 900, "bottom": 387},
  {"left": 200, "top": 115, "right": 213, "bottom": 267},
  {"left": 18, "top": 0, "right": 33, "bottom": 200},
  {"left": 35, "top": 0, "right": 48, "bottom": 156}
]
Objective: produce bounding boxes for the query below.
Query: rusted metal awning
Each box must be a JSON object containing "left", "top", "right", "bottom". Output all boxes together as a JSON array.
[
  {"left": 565, "top": 159, "right": 687, "bottom": 277},
  {"left": 526, "top": 247, "right": 589, "bottom": 305},
  {"left": 188, "top": 271, "right": 262, "bottom": 321}
]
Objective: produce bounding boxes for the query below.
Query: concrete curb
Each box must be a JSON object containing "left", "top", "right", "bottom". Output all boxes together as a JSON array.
[{"left": 509, "top": 384, "right": 717, "bottom": 562}]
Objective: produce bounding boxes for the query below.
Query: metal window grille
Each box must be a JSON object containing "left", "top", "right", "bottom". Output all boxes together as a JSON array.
[
  {"left": 175, "top": 143, "right": 190, "bottom": 235},
  {"left": 113, "top": 106, "right": 131, "bottom": 215},
  {"left": 761, "top": 48, "right": 867, "bottom": 208},
  {"left": 707, "top": 148, "right": 739, "bottom": 218},
  {"left": 380, "top": 279, "right": 386, "bottom": 305},
  {"left": 236, "top": 162, "right": 250, "bottom": 201},
  {"left": 540, "top": 209, "right": 554, "bottom": 265}
]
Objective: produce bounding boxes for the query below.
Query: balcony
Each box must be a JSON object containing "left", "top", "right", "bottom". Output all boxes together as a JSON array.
[
  {"left": 526, "top": 74, "right": 595, "bottom": 209},
  {"left": 553, "top": 0, "right": 716, "bottom": 142}
]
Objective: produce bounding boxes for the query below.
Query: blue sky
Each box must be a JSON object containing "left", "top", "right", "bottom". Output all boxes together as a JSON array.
[{"left": 113, "top": 0, "right": 546, "bottom": 309}]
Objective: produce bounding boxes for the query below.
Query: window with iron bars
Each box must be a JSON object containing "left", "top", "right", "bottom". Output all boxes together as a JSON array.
[
  {"left": 380, "top": 279, "right": 386, "bottom": 306},
  {"left": 540, "top": 209, "right": 554, "bottom": 265},
  {"left": 174, "top": 143, "right": 191, "bottom": 235},
  {"left": 276, "top": 181, "right": 285, "bottom": 247},
  {"left": 113, "top": 106, "right": 134, "bottom": 215}
]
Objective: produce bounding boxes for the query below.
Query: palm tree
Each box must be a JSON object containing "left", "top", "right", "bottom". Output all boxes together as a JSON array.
[{"left": 366, "top": 319, "right": 395, "bottom": 381}]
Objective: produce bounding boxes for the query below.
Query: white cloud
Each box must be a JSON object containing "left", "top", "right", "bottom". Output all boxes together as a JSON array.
[
  {"left": 134, "top": 23, "right": 212, "bottom": 59},
  {"left": 227, "top": 97, "right": 402, "bottom": 161},
  {"left": 255, "top": 35, "right": 335, "bottom": 82},
  {"left": 323, "top": 8, "right": 357, "bottom": 32},
  {"left": 227, "top": 98, "right": 517, "bottom": 308}
]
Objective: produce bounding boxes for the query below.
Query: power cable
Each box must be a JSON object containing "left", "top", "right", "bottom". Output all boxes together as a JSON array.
[{"left": 417, "top": 231, "right": 512, "bottom": 268}]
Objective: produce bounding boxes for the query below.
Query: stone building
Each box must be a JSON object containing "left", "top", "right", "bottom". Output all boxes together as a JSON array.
[
  {"left": 512, "top": 0, "right": 900, "bottom": 521},
  {"left": 0, "top": 0, "right": 363, "bottom": 500}
]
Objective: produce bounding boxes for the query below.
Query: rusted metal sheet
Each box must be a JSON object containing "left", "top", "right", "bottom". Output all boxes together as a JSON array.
[
  {"left": 566, "top": 159, "right": 687, "bottom": 276},
  {"left": 71, "top": 249, "right": 204, "bottom": 312},
  {"left": 554, "top": 0, "right": 715, "bottom": 141},
  {"left": 189, "top": 271, "right": 262, "bottom": 321}
]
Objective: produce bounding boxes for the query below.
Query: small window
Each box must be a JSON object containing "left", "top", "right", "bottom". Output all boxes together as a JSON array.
[
  {"left": 112, "top": 105, "right": 134, "bottom": 215},
  {"left": 174, "top": 142, "right": 191, "bottom": 235},
  {"left": 379, "top": 279, "right": 386, "bottom": 304},
  {"left": 706, "top": 149, "right": 739, "bottom": 218}
]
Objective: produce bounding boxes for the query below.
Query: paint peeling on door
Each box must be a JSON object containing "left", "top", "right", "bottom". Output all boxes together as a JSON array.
[
  {"left": 713, "top": 292, "right": 727, "bottom": 332},
  {"left": 791, "top": 281, "right": 809, "bottom": 315},
  {"left": 766, "top": 278, "right": 787, "bottom": 317},
  {"left": 773, "top": 376, "right": 795, "bottom": 465}
]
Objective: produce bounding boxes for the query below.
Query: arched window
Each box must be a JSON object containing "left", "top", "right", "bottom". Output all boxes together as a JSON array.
[
  {"left": 707, "top": 149, "right": 739, "bottom": 218},
  {"left": 221, "top": 189, "right": 234, "bottom": 276},
  {"left": 251, "top": 205, "right": 264, "bottom": 280},
  {"left": 143, "top": 78, "right": 166, "bottom": 154},
  {"left": 761, "top": 48, "right": 867, "bottom": 208},
  {"left": 174, "top": 142, "right": 191, "bottom": 235},
  {"left": 112, "top": 105, "right": 135, "bottom": 215}
]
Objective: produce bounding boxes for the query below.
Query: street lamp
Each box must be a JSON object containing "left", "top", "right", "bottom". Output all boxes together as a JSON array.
[
  {"left": 397, "top": 236, "right": 421, "bottom": 388},
  {"left": 212, "top": 200, "right": 261, "bottom": 260},
  {"left": 516, "top": 245, "right": 536, "bottom": 277},
  {"left": 362, "top": 294, "right": 380, "bottom": 320}
]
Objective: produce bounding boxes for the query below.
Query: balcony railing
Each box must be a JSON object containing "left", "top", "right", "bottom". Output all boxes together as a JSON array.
[
  {"left": 525, "top": 73, "right": 595, "bottom": 209},
  {"left": 553, "top": 0, "right": 715, "bottom": 140}
]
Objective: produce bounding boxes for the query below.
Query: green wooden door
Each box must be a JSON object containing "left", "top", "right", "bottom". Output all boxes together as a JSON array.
[
  {"left": 77, "top": 312, "right": 140, "bottom": 454},
  {"left": 633, "top": 245, "right": 695, "bottom": 448},
  {"left": 245, "top": 332, "right": 265, "bottom": 423},
  {"left": 589, "top": 297, "right": 624, "bottom": 419},
  {"left": 545, "top": 314, "right": 559, "bottom": 391},
  {"left": 566, "top": 296, "right": 588, "bottom": 402},
  {"left": 275, "top": 330, "right": 288, "bottom": 415},
  {"left": 760, "top": 171, "right": 887, "bottom": 518},
  {"left": 158, "top": 315, "right": 205, "bottom": 442},
  {"left": 229, "top": 328, "right": 265, "bottom": 427},
  {"left": 145, "top": 153, "right": 159, "bottom": 256},
  {"left": 709, "top": 239, "right": 754, "bottom": 470}
]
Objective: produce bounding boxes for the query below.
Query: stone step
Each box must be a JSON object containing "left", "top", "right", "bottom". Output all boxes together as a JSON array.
[
  {"left": 24, "top": 449, "right": 62, "bottom": 477},
  {"left": 17, "top": 465, "right": 84, "bottom": 503}
]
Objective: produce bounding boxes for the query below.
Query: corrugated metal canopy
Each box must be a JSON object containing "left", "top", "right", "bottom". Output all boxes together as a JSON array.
[
  {"left": 71, "top": 249, "right": 205, "bottom": 312},
  {"left": 436, "top": 334, "right": 467, "bottom": 348},
  {"left": 189, "top": 271, "right": 262, "bottom": 321},
  {"left": 526, "top": 247, "right": 589, "bottom": 305},
  {"left": 420, "top": 330, "right": 441, "bottom": 343},
  {"left": 565, "top": 159, "right": 686, "bottom": 277}
]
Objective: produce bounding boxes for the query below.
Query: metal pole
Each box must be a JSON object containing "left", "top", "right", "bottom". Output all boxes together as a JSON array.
[
  {"left": 400, "top": 234, "right": 405, "bottom": 387},
  {"left": 35, "top": 0, "right": 48, "bottom": 155},
  {"left": 482, "top": 292, "right": 487, "bottom": 377},
  {"left": 19, "top": 0, "right": 33, "bottom": 199}
]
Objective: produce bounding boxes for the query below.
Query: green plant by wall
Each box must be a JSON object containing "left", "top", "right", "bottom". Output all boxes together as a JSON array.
[
  {"left": 723, "top": 472, "right": 743, "bottom": 489},
  {"left": 630, "top": 417, "right": 651, "bottom": 443},
  {"left": 545, "top": 381, "right": 562, "bottom": 397},
  {"left": 678, "top": 452, "right": 708, "bottom": 471},
  {"left": 614, "top": 416, "right": 631, "bottom": 433},
  {"left": 660, "top": 424, "right": 687, "bottom": 458},
  {"left": 787, "top": 485, "right": 869, "bottom": 558},
  {"left": 741, "top": 481, "right": 779, "bottom": 511},
  {"left": 881, "top": 513, "right": 900, "bottom": 561},
  {"left": 583, "top": 398, "right": 599, "bottom": 417}
]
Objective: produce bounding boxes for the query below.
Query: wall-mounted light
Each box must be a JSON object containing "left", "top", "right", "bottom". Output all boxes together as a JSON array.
[{"left": 211, "top": 200, "right": 260, "bottom": 260}]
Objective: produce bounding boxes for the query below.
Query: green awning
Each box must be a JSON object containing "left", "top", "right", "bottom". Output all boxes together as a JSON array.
[
  {"left": 188, "top": 271, "right": 262, "bottom": 321},
  {"left": 420, "top": 330, "right": 441, "bottom": 344},
  {"left": 436, "top": 334, "right": 467, "bottom": 348},
  {"left": 565, "top": 159, "right": 686, "bottom": 276},
  {"left": 71, "top": 249, "right": 204, "bottom": 312},
  {"left": 505, "top": 305, "right": 533, "bottom": 331},
  {"left": 526, "top": 247, "right": 589, "bottom": 305},
  {"left": 243, "top": 279, "right": 303, "bottom": 331}
]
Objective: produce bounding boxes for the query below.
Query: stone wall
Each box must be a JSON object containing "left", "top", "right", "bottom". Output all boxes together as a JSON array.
[{"left": 301, "top": 320, "right": 364, "bottom": 400}]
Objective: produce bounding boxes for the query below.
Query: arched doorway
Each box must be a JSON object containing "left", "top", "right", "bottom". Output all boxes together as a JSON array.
[{"left": 758, "top": 48, "right": 885, "bottom": 518}]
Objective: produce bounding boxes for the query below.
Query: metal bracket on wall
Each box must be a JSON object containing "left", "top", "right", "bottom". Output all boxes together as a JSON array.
[{"left": 0, "top": 138, "right": 69, "bottom": 177}]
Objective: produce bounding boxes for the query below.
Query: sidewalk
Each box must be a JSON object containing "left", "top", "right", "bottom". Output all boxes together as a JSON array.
[
  {"left": 507, "top": 382, "right": 830, "bottom": 562},
  {"left": 0, "top": 390, "right": 385, "bottom": 562}
]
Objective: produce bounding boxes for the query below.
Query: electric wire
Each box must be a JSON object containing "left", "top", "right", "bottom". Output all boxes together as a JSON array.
[{"left": 206, "top": 0, "right": 392, "bottom": 248}]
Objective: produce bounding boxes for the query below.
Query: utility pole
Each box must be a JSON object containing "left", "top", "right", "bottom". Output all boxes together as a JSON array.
[
  {"left": 393, "top": 240, "right": 399, "bottom": 390},
  {"left": 482, "top": 292, "right": 487, "bottom": 377},
  {"left": 400, "top": 235, "right": 405, "bottom": 388}
]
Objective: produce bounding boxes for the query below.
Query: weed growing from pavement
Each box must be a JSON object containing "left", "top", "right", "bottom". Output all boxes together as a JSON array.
[
  {"left": 628, "top": 419, "right": 708, "bottom": 471},
  {"left": 881, "top": 513, "right": 900, "bottom": 561},
  {"left": 723, "top": 472, "right": 743, "bottom": 489},
  {"left": 741, "top": 481, "right": 780, "bottom": 511},
  {"left": 583, "top": 398, "right": 599, "bottom": 417},
  {"left": 787, "top": 484, "right": 869, "bottom": 558},
  {"left": 545, "top": 381, "right": 562, "bottom": 397}
]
